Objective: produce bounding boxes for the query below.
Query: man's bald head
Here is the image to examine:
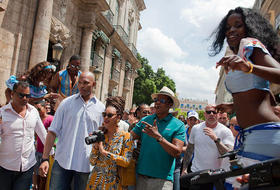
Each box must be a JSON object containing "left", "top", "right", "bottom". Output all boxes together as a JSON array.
[
  {"left": 78, "top": 72, "right": 96, "bottom": 99},
  {"left": 80, "top": 71, "right": 95, "bottom": 82}
]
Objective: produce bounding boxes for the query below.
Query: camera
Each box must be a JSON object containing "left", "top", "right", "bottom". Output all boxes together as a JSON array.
[{"left": 85, "top": 130, "right": 105, "bottom": 145}]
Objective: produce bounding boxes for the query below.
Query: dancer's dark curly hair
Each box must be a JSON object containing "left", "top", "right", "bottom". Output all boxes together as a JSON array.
[
  {"left": 209, "top": 7, "right": 279, "bottom": 59},
  {"left": 105, "top": 96, "right": 125, "bottom": 117}
]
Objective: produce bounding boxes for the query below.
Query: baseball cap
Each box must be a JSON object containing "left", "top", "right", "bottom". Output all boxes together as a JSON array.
[{"left": 188, "top": 110, "right": 199, "bottom": 120}]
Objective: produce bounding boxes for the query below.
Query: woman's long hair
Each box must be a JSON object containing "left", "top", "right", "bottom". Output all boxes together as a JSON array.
[
  {"left": 25, "top": 61, "right": 52, "bottom": 85},
  {"left": 209, "top": 7, "right": 279, "bottom": 60}
]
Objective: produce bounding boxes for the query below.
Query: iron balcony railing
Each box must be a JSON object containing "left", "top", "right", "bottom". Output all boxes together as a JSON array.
[
  {"left": 91, "top": 51, "right": 103, "bottom": 72},
  {"left": 113, "top": 25, "right": 129, "bottom": 46},
  {"left": 110, "top": 68, "right": 120, "bottom": 82},
  {"left": 129, "top": 43, "right": 137, "bottom": 58},
  {"left": 102, "top": 9, "right": 114, "bottom": 25}
]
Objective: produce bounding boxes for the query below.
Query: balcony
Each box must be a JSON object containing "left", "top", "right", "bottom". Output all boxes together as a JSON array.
[
  {"left": 91, "top": 51, "right": 103, "bottom": 72},
  {"left": 109, "top": 68, "right": 120, "bottom": 88},
  {"left": 102, "top": 9, "right": 114, "bottom": 25},
  {"left": 110, "top": 68, "right": 120, "bottom": 82},
  {"left": 128, "top": 43, "right": 137, "bottom": 58},
  {"left": 124, "top": 78, "right": 131, "bottom": 90},
  {"left": 113, "top": 25, "right": 129, "bottom": 46}
]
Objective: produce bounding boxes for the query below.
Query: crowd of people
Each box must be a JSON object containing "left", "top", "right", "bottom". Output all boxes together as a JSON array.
[{"left": 1, "top": 6, "right": 280, "bottom": 190}]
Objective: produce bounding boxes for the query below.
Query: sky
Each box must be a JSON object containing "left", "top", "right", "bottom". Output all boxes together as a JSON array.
[{"left": 137, "top": 0, "right": 255, "bottom": 104}]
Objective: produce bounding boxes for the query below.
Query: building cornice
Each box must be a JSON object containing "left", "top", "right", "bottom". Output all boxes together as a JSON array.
[
  {"left": 74, "top": 0, "right": 109, "bottom": 12},
  {"left": 135, "top": 0, "right": 146, "bottom": 11}
]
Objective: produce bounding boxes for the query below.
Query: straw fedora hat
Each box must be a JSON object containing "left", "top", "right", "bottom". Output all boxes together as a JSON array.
[{"left": 151, "top": 86, "right": 179, "bottom": 108}]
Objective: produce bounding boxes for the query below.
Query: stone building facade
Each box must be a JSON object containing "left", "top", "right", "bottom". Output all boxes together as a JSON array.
[
  {"left": 215, "top": 0, "right": 280, "bottom": 104},
  {"left": 0, "top": 0, "right": 145, "bottom": 108}
]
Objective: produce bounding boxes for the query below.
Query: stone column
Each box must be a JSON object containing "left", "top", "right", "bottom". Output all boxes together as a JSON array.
[
  {"left": 80, "top": 27, "right": 95, "bottom": 71},
  {"left": 129, "top": 71, "right": 137, "bottom": 108},
  {"left": 133, "top": 14, "right": 140, "bottom": 45},
  {"left": 100, "top": 45, "right": 113, "bottom": 102},
  {"left": 29, "top": 0, "right": 53, "bottom": 69},
  {"left": 118, "top": 60, "right": 126, "bottom": 96},
  {"left": 117, "top": 0, "right": 126, "bottom": 26}
]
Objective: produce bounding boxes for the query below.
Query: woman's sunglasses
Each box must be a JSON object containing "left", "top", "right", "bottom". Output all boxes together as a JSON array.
[{"left": 102, "top": 112, "right": 116, "bottom": 118}]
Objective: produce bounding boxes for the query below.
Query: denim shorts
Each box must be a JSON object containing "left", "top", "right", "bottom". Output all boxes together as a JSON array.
[{"left": 239, "top": 122, "right": 280, "bottom": 161}]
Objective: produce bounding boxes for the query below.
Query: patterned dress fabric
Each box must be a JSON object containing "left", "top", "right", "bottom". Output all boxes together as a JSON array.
[{"left": 86, "top": 130, "right": 134, "bottom": 190}]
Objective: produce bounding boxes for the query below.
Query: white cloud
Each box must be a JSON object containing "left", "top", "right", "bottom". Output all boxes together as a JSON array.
[
  {"left": 180, "top": 0, "right": 255, "bottom": 33},
  {"left": 138, "top": 27, "right": 187, "bottom": 69},
  {"left": 138, "top": 27, "right": 219, "bottom": 103},
  {"left": 163, "top": 61, "right": 219, "bottom": 104}
]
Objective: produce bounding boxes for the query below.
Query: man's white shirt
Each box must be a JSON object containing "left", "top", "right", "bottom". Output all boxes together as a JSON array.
[
  {"left": 48, "top": 94, "right": 105, "bottom": 173},
  {"left": 0, "top": 103, "right": 47, "bottom": 171},
  {"left": 189, "top": 122, "right": 234, "bottom": 172}
]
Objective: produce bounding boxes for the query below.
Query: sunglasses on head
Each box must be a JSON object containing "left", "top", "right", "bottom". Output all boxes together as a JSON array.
[
  {"left": 16, "top": 92, "right": 31, "bottom": 99},
  {"left": 205, "top": 110, "right": 217, "bottom": 115},
  {"left": 153, "top": 98, "right": 168, "bottom": 104},
  {"left": 102, "top": 112, "right": 116, "bottom": 118}
]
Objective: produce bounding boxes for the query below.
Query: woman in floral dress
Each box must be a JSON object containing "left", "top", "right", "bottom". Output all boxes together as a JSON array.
[{"left": 86, "top": 96, "right": 134, "bottom": 190}]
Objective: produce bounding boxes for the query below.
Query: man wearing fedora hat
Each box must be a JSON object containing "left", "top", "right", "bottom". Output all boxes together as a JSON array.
[{"left": 131, "top": 86, "right": 185, "bottom": 190}]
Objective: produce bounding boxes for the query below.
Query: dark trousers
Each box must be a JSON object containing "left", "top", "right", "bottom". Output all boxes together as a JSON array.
[
  {"left": 49, "top": 160, "right": 89, "bottom": 190},
  {"left": 180, "top": 170, "right": 214, "bottom": 190},
  {"left": 0, "top": 165, "right": 34, "bottom": 190}
]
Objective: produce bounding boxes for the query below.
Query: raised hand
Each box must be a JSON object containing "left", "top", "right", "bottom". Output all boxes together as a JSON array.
[
  {"left": 142, "top": 120, "right": 161, "bottom": 140},
  {"left": 215, "top": 103, "right": 234, "bottom": 114},
  {"left": 216, "top": 55, "right": 252, "bottom": 74}
]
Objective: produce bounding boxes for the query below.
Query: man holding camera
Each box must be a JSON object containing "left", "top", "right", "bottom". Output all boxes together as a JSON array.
[{"left": 39, "top": 72, "right": 105, "bottom": 190}]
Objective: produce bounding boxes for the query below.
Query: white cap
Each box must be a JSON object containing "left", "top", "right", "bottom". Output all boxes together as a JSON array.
[
  {"left": 150, "top": 102, "right": 155, "bottom": 107},
  {"left": 188, "top": 111, "right": 199, "bottom": 120}
]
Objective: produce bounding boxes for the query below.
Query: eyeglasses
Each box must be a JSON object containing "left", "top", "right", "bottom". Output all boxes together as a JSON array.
[
  {"left": 129, "top": 112, "right": 135, "bottom": 115},
  {"left": 69, "top": 64, "right": 81, "bottom": 70},
  {"left": 205, "top": 110, "right": 217, "bottom": 115},
  {"left": 102, "top": 112, "right": 116, "bottom": 118},
  {"left": 153, "top": 98, "right": 167, "bottom": 104},
  {"left": 16, "top": 92, "right": 31, "bottom": 99},
  {"left": 142, "top": 110, "right": 151, "bottom": 114}
]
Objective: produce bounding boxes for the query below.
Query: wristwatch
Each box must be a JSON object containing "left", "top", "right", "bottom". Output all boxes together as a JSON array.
[
  {"left": 157, "top": 136, "right": 163, "bottom": 143},
  {"left": 214, "top": 138, "right": 221, "bottom": 144},
  {"left": 40, "top": 158, "right": 49, "bottom": 164}
]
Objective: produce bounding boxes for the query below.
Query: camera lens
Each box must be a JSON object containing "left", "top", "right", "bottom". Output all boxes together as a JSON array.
[{"left": 85, "top": 135, "right": 98, "bottom": 145}]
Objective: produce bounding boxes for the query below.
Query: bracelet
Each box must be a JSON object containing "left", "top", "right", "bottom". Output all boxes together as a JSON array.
[
  {"left": 40, "top": 158, "right": 49, "bottom": 164},
  {"left": 245, "top": 61, "right": 253, "bottom": 74},
  {"left": 157, "top": 136, "right": 163, "bottom": 142}
]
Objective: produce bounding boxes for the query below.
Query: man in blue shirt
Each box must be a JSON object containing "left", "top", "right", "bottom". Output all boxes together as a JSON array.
[
  {"left": 39, "top": 72, "right": 105, "bottom": 190},
  {"left": 131, "top": 86, "right": 185, "bottom": 190}
]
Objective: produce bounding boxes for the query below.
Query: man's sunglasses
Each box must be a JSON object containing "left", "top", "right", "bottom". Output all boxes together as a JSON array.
[
  {"left": 16, "top": 92, "right": 31, "bottom": 99},
  {"left": 102, "top": 112, "right": 116, "bottom": 118},
  {"left": 153, "top": 98, "right": 168, "bottom": 104},
  {"left": 205, "top": 110, "right": 217, "bottom": 115},
  {"left": 69, "top": 64, "right": 81, "bottom": 70}
]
